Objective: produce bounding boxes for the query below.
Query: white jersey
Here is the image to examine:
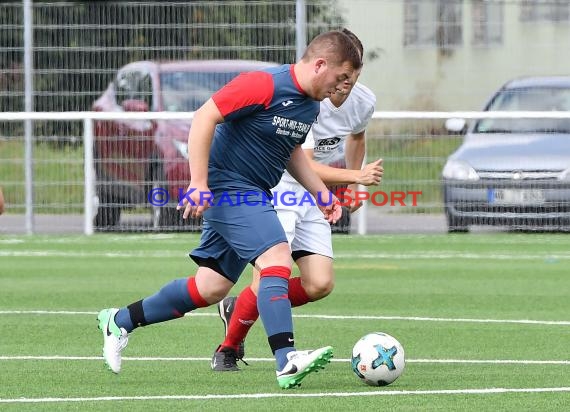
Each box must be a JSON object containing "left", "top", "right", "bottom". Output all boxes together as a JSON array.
[
  {"left": 281, "top": 82, "right": 376, "bottom": 185},
  {"left": 272, "top": 82, "right": 376, "bottom": 257}
]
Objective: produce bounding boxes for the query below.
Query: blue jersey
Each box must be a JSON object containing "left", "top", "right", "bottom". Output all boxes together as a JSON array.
[{"left": 209, "top": 64, "right": 319, "bottom": 195}]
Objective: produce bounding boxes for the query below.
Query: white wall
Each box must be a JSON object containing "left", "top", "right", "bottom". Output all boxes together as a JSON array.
[{"left": 339, "top": 0, "right": 570, "bottom": 110}]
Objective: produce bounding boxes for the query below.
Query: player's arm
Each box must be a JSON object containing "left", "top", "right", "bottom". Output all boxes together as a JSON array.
[
  {"left": 180, "top": 71, "right": 271, "bottom": 218},
  {"left": 345, "top": 130, "right": 366, "bottom": 172},
  {"left": 188, "top": 99, "right": 222, "bottom": 187},
  {"left": 0, "top": 186, "right": 4, "bottom": 215},
  {"left": 179, "top": 98, "right": 223, "bottom": 218},
  {"left": 303, "top": 131, "right": 383, "bottom": 186},
  {"left": 345, "top": 129, "right": 384, "bottom": 189},
  {"left": 287, "top": 145, "right": 341, "bottom": 224},
  {"left": 344, "top": 130, "right": 381, "bottom": 212}
]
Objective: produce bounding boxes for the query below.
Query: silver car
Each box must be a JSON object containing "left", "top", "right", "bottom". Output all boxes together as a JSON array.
[{"left": 442, "top": 76, "right": 570, "bottom": 232}]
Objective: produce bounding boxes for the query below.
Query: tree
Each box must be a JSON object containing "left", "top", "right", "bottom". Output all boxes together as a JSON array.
[{"left": 1, "top": 0, "right": 344, "bottom": 119}]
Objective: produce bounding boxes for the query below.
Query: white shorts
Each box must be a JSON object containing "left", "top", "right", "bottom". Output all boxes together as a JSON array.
[{"left": 272, "top": 180, "right": 333, "bottom": 259}]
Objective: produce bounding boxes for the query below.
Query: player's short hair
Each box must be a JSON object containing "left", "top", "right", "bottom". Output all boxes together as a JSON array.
[
  {"left": 303, "top": 30, "right": 362, "bottom": 70},
  {"left": 341, "top": 28, "right": 364, "bottom": 58}
]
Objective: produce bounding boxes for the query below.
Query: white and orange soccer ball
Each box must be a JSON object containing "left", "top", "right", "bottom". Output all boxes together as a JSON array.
[{"left": 351, "top": 332, "right": 405, "bottom": 386}]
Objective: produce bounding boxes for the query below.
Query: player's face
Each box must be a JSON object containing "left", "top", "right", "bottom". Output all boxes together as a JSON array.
[
  {"left": 334, "top": 67, "right": 362, "bottom": 96},
  {"left": 311, "top": 58, "right": 356, "bottom": 101},
  {"left": 328, "top": 67, "right": 361, "bottom": 106}
]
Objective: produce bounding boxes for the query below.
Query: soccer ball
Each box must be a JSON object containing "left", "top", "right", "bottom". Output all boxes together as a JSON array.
[{"left": 351, "top": 332, "right": 405, "bottom": 386}]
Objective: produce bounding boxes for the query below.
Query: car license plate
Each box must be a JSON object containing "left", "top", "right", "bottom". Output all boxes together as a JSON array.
[{"left": 488, "top": 189, "right": 545, "bottom": 205}]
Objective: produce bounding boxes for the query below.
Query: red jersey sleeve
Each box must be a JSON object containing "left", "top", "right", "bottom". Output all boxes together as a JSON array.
[{"left": 212, "top": 71, "right": 274, "bottom": 119}]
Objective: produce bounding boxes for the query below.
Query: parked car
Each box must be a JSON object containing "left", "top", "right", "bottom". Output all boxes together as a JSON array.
[
  {"left": 442, "top": 76, "right": 570, "bottom": 232},
  {"left": 92, "top": 60, "right": 277, "bottom": 229}
]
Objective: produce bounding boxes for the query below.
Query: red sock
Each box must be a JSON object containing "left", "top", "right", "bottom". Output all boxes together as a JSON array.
[
  {"left": 288, "top": 276, "right": 311, "bottom": 307},
  {"left": 221, "top": 286, "right": 259, "bottom": 350}
]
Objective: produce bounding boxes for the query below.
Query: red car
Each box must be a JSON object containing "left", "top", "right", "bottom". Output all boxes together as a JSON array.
[{"left": 92, "top": 60, "right": 277, "bottom": 228}]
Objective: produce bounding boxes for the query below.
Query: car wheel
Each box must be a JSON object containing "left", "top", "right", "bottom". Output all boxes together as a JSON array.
[
  {"left": 152, "top": 205, "right": 181, "bottom": 228},
  {"left": 448, "top": 224, "right": 469, "bottom": 233},
  {"left": 93, "top": 185, "right": 122, "bottom": 228},
  {"left": 330, "top": 206, "right": 351, "bottom": 234},
  {"left": 446, "top": 210, "right": 469, "bottom": 233},
  {"left": 94, "top": 205, "right": 121, "bottom": 227},
  {"left": 150, "top": 162, "right": 201, "bottom": 230},
  {"left": 152, "top": 205, "right": 202, "bottom": 231}
]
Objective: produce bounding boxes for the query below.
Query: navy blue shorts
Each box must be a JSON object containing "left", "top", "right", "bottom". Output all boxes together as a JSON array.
[{"left": 190, "top": 199, "right": 287, "bottom": 283}]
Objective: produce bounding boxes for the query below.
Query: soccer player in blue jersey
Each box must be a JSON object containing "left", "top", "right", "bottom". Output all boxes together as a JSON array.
[
  {"left": 210, "top": 29, "right": 382, "bottom": 373},
  {"left": 211, "top": 29, "right": 384, "bottom": 372},
  {"left": 97, "top": 30, "right": 362, "bottom": 389}
]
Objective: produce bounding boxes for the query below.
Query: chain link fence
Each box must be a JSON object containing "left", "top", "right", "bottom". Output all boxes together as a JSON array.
[{"left": 1, "top": 0, "right": 570, "bottom": 234}]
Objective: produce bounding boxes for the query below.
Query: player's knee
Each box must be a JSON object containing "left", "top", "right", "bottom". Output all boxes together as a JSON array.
[
  {"left": 204, "top": 290, "right": 229, "bottom": 305},
  {"left": 194, "top": 267, "right": 235, "bottom": 304},
  {"left": 307, "top": 278, "right": 335, "bottom": 300},
  {"left": 200, "top": 281, "right": 235, "bottom": 304}
]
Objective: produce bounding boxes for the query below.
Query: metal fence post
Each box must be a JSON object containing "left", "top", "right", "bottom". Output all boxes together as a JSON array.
[
  {"left": 83, "top": 118, "right": 94, "bottom": 235},
  {"left": 24, "top": 0, "right": 34, "bottom": 234},
  {"left": 295, "top": 0, "right": 306, "bottom": 61}
]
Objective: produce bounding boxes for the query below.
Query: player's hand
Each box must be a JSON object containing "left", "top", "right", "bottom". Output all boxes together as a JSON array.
[
  {"left": 349, "top": 202, "right": 362, "bottom": 213},
  {"left": 355, "top": 158, "right": 383, "bottom": 186},
  {"left": 344, "top": 184, "right": 362, "bottom": 213},
  {"left": 318, "top": 192, "right": 342, "bottom": 224},
  {"left": 177, "top": 183, "right": 213, "bottom": 219}
]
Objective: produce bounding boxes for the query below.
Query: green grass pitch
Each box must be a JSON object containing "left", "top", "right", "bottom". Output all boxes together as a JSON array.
[{"left": 1, "top": 233, "right": 569, "bottom": 410}]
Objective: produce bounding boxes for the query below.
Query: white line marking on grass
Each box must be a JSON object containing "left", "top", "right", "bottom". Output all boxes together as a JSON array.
[
  {"left": 1, "top": 355, "right": 569, "bottom": 365},
  {"left": 2, "top": 249, "right": 570, "bottom": 261},
  {"left": 1, "top": 387, "right": 570, "bottom": 403},
  {"left": 1, "top": 310, "right": 569, "bottom": 326},
  {"left": 0, "top": 234, "right": 179, "bottom": 244},
  {"left": 292, "top": 314, "right": 570, "bottom": 326},
  {"left": 409, "top": 359, "right": 570, "bottom": 365},
  {"left": 0, "top": 250, "right": 183, "bottom": 258},
  {"left": 0, "top": 239, "right": 25, "bottom": 244},
  {"left": 335, "top": 252, "right": 570, "bottom": 260},
  {"left": 0, "top": 310, "right": 97, "bottom": 315},
  {"left": 0, "top": 310, "right": 216, "bottom": 316}
]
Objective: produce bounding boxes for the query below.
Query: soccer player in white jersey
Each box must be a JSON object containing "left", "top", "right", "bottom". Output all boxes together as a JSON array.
[{"left": 211, "top": 29, "right": 382, "bottom": 371}]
